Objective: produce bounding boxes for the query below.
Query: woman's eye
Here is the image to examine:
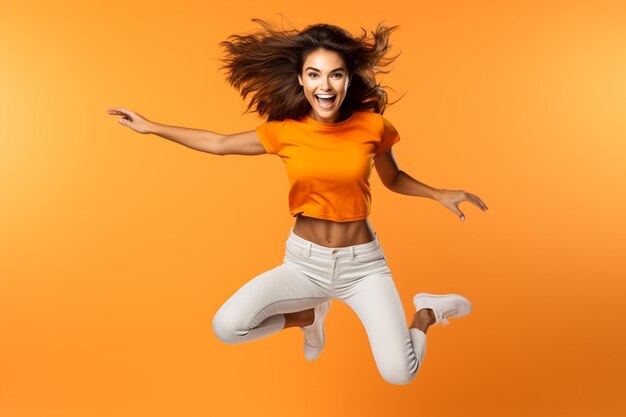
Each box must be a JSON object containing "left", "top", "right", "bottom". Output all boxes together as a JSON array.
[
  {"left": 332, "top": 73, "right": 343, "bottom": 79},
  {"left": 308, "top": 73, "right": 318, "bottom": 78}
]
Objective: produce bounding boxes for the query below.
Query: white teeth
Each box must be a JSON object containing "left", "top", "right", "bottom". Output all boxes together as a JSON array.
[{"left": 316, "top": 94, "right": 335, "bottom": 98}]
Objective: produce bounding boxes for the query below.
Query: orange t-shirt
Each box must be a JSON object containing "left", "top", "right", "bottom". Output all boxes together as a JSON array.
[{"left": 255, "top": 111, "right": 401, "bottom": 222}]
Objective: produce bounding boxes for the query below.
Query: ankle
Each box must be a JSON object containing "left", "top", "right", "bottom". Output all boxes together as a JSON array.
[
  {"left": 300, "top": 308, "right": 315, "bottom": 328},
  {"left": 418, "top": 308, "right": 436, "bottom": 326},
  {"left": 284, "top": 309, "right": 315, "bottom": 329},
  {"left": 410, "top": 308, "right": 436, "bottom": 333}
]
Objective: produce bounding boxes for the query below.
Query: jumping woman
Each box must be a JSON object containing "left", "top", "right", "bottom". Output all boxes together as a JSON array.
[{"left": 107, "top": 20, "right": 488, "bottom": 385}]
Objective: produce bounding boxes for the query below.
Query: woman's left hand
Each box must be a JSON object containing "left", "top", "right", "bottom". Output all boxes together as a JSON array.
[{"left": 438, "top": 189, "right": 488, "bottom": 222}]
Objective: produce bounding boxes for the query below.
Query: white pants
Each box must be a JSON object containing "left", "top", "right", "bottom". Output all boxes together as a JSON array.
[{"left": 212, "top": 227, "right": 426, "bottom": 385}]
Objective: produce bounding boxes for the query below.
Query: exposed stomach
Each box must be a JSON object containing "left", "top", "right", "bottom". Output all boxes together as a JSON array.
[{"left": 292, "top": 214, "right": 376, "bottom": 247}]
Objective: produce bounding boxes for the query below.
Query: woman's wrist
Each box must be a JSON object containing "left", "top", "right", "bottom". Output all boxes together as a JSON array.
[
  {"left": 146, "top": 121, "right": 162, "bottom": 135},
  {"left": 433, "top": 188, "right": 446, "bottom": 202}
]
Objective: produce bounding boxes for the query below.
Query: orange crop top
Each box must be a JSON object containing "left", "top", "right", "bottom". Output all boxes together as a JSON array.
[{"left": 255, "top": 111, "right": 401, "bottom": 222}]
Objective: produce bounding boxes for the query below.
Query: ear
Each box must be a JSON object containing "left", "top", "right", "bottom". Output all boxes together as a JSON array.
[{"left": 298, "top": 74, "right": 303, "bottom": 86}]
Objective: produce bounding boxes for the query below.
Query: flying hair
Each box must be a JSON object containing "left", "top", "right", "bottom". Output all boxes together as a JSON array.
[{"left": 219, "top": 19, "right": 401, "bottom": 121}]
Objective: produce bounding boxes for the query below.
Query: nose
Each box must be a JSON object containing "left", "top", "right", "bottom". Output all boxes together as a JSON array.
[{"left": 321, "top": 76, "right": 331, "bottom": 91}]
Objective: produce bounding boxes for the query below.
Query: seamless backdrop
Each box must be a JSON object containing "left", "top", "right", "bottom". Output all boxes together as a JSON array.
[{"left": 1, "top": 1, "right": 625, "bottom": 416}]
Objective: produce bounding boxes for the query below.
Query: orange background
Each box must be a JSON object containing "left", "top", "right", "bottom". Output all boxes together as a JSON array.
[{"left": 1, "top": 1, "right": 625, "bottom": 416}]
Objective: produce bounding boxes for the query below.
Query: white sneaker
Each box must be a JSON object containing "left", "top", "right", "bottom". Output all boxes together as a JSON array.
[
  {"left": 302, "top": 301, "right": 330, "bottom": 361},
  {"left": 413, "top": 293, "right": 472, "bottom": 326}
]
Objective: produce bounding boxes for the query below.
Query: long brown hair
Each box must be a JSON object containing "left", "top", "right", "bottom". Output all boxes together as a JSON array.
[{"left": 219, "top": 19, "right": 400, "bottom": 121}]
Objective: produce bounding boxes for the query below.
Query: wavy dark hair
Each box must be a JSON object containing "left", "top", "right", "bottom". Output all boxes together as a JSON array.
[{"left": 219, "top": 19, "right": 400, "bottom": 121}]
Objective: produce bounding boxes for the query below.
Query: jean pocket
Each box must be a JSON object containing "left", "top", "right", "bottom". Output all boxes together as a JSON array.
[
  {"left": 355, "top": 247, "right": 386, "bottom": 263},
  {"left": 285, "top": 244, "right": 306, "bottom": 260}
]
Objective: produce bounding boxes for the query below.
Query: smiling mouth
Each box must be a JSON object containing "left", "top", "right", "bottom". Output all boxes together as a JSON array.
[{"left": 315, "top": 94, "right": 336, "bottom": 109}]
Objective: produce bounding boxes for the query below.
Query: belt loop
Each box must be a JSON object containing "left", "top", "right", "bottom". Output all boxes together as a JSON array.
[
  {"left": 307, "top": 243, "right": 312, "bottom": 257},
  {"left": 351, "top": 246, "right": 356, "bottom": 260}
]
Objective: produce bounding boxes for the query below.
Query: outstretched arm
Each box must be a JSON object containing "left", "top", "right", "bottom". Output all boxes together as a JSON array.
[
  {"left": 107, "top": 108, "right": 266, "bottom": 156},
  {"left": 374, "top": 148, "right": 488, "bottom": 221}
]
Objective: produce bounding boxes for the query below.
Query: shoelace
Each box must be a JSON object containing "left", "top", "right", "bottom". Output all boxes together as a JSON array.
[{"left": 438, "top": 308, "right": 456, "bottom": 326}]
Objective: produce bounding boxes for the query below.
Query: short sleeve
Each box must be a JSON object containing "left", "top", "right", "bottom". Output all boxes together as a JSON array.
[
  {"left": 375, "top": 116, "right": 401, "bottom": 158},
  {"left": 255, "top": 120, "right": 286, "bottom": 155}
]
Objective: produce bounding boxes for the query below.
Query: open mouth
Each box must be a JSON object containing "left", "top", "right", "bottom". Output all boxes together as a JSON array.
[{"left": 315, "top": 94, "right": 336, "bottom": 109}]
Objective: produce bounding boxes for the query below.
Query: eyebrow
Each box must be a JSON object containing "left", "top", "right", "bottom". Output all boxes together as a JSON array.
[{"left": 305, "top": 67, "right": 347, "bottom": 73}]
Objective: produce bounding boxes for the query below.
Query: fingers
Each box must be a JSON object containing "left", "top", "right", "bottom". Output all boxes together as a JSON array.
[
  {"left": 478, "top": 196, "right": 488, "bottom": 211},
  {"left": 107, "top": 107, "right": 127, "bottom": 115},
  {"left": 107, "top": 108, "right": 135, "bottom": 125},
  {"left": 449, "top": 202, "right": 465, "bottom": 222},
  {"left": 465, "top": 192, "right": 488, "bottom": 211},
  {"left": 451, "top": 191, "right": 488, "bottom": 222},
  {"left": 107, "top": 108, "right": 133, "bottom": 119}
]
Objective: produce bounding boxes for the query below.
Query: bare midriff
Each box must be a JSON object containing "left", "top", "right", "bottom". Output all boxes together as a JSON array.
[{"left": 292, "top": 214, "right": 376, "bottom": 247}]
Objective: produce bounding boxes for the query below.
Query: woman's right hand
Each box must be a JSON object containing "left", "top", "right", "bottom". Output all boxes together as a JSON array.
[{"left": 107, "top": 108, "right": 154, "bottom": 134}]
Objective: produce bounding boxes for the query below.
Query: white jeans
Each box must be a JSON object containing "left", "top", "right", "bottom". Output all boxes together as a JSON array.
[{"left": 212, "top": 227, "right": 426, "bottom": 385}]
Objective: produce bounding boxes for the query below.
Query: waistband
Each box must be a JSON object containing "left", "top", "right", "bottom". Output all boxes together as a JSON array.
[{"left": 287, "top": 226, "right": 381, "bottom": 257}]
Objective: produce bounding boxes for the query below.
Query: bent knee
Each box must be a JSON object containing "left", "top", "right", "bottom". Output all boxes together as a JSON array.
[
  {"left": 382, "top": 368, "right": 417, "bottom": 385},
  {"left": 380, "top": 361, "right": 420, "bottom": 385},
  {"left": 212, "top": 310, "right": 248, "bottom": 344}
]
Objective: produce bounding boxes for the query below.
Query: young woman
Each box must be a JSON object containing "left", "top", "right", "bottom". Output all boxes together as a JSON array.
[{"left": 107, "top": 20, "right": 488, "bottom": 385}]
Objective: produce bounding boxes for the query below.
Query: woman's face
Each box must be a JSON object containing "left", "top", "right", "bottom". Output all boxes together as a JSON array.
[{"left": 298, "top": 48, "right": 350, "bottom": 124}]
